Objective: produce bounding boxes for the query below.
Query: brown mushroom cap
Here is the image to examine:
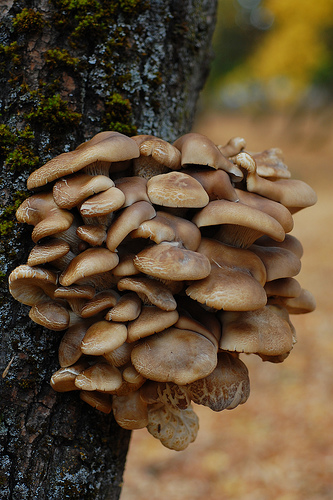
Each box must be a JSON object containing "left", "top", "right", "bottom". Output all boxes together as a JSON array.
[
  {"left": 117, "top": 276, "right": 177, "bottom": 311},
  {"left": 16, "top": 192, "right": 74, "bottom": 243},
  {"left": 59, "top": 248, "right": 119, "bottom": 286},
  {"left": 193, "top": 199, "right": 285, "bottom": 249},
  {"left": 27, "top": 239, "right": 71, "bottom": 267},
  {"left": 112, "top": 391, "right": 149, "bottom": 429},
  {"left": 105, "top": 292, "right": 142, "bottom": 322},
  {"left": 255, "top": 234, "right": 304, "bottom": 259},
  {"left": 132, "top": 136, "right": 182, "bottom": 178},
  {"left": 80, "top": 390, "right": 112, "bottom": 414},
  {"left": 50, "top": 360, "right": 89, "bottom": 392},
  {"left": 115, "top": 176, "right": 150, "bottom": 206},
  {"left": 185, "top": 168, "right": 239, "bottom": 202},
  {"left": 249, "top": 244, "right": 302, "bottom": 282},
  {"left": 173, "top": 132, "right": 243, "bottom": 180},
  {"left": 79, "top": 186, "right": 125, "bottom": 218},
  {"left": 75, "top": 362, "right": 123, "bottom": 392},
  {"left": 264, "top": 277, "right": 302, "bottom": 300},
  {"left": 81, "top": 320, "right": 127, "bottom": 356},
  {"left": 250, "top": 148, "right": 291, "bottom": 179},
  {"left": 127, "top": 305, "right": 179, "bottom": 342},
  {"left": 58, "top": 321, "right": 91, "bottom": 367},
  {"left": 8, "top": 265, "right": 57, "bottom": 305},
  {"left": 147, "top": 171, "right": 209, "bottom": 208},
  {"left": 27, "top": 131, "right": 140, "bottom": 189},
  {"left": 219, "top": 306, "right": 295, "bottom": 358},
  {"left": 76, "top": 224, "right": 107, "bottom": 247},
  {"left": 80, "top": 289, "right": 120, "bottom": 318},
  {"left": 103, "top": 342, "right": 134, "bottom": 367},
  {"left": 269, "top": 288, "right": 316, "bottom": 314},
  {"left": 186, "top": 352, "right": 250, "bottom": 411},
  {"left": 131, "top": 327, "right": 218, "bottom": 385},
  {"left": 217, "top": 137, "right": 246, "bottom": 158},
  {"left": 53, "top": 173, "right": 115, "bottom": 209},
  {"left": 29, "top": 300, "right": 71, "bottom": 331},
  {"left": 133, "top": 242, "right": 211, "bottom": 281},
  {"left": 186, "top": 238, "right": 267, "bottom": 311},
  {"left": 106, "top": 200, "right": 156, "bottom": 252}
]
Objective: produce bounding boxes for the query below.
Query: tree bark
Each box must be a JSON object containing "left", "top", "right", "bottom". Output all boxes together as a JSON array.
[{"left": 0, "top": 1, "right": 217, "bottom": 498}]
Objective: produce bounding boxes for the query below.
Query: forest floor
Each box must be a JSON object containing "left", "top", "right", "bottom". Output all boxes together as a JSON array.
[{"left": 121, "top": 109, "right": 333, "bottom": 500}]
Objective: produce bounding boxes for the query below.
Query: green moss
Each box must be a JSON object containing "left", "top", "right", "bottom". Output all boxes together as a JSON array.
[
  {"left": 0, "top": 191, "right": 29, "bottom": 237},
  {"left": 0, "top": 42, "right": 22, "bottom": 72},
  {"left": 45, "top": 49, "right": 82, "bottom": 71},
  {"left": 26, "top": 93, "right": 82, "bottom": 134},
  {"left": 101, "top": 93, "right": 137, "bottom": 135},
  {"left": 12, "top": 8, "right": 45, "bottom": 35},
  {"left": 0, "top": 125, "right": 39, "bottom": 173}
]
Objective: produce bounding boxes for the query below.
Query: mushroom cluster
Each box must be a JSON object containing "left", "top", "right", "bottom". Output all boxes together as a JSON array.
[{"left": 9, "top": 130, "right": 317, "bottom": 450}]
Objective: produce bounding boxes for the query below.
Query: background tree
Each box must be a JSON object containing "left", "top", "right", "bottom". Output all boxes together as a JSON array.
[{"left": 0, "top": 1, "right": 217, "bottom": 498}]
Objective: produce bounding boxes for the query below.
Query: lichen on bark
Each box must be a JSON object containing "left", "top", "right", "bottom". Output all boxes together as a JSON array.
[{"left": 0, "top": 0, "right": 217, "bottom": 498}]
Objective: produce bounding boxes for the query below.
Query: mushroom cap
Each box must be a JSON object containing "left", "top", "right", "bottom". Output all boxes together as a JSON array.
[
  {"left": 27, "top": 239, "right": 70, "bottom": 267},
  {"left": 249, "top": 244, "right": 302, "bottom": 282},
  {"left": 217, "top": 137, "right": 246, "bottom": 158},
  {"left": 186, "top": 238, "right": 267, "bottom": 311},
  {"left": 105, "top": 292, "right": 142, "bottom": 322},
  {"left": 269, "top": 288, "right": 316, "bottom": 314},
  {"left": 264, "top": 277, "right": 302, "bottom": 299},
  {"left": 173, "top": 132, "right": 243, "bottom": 180},
  {"left": 117, "top": 276, "right": 177, "bottom": 311},
  {"left": 59, "top": 247, "right": 119, "bottom": 286},
  {"left": 50, "top": 360, "right": 89, "bottom": 392},
  {"left": 186, "top": 352, "right": 250, "bottom": 411},
  {"left": 185, "top": 168, "right": 239, "bottom": 202},
  {"left": 103, "top": 342, "right": 134, "bottom": 367},
  {"left": 106, "top": 200, "right": 156, "bottom": 252},
  {"left": 76, "top": 224, "right": 107, "bottom": 247},
  {"left": 112, "top": 392, "right": 148, "bottom": 430},
  {"left": 219, "top": 306, "right": 294, "bottom": 357},
  {"left": 81, "top": 320, "right": 127, "bottom": 356},
  {"left": 127, "top": 305, "right": 179, "bottom": 342},
  {"left": 115, "top": 176, "right": 150, "bottom": 206},
  {"left": 79, "top": 186, "right": 125, "bottom": 218},
  {"left": 80, "top": 390, "right": 112, "bottom": 414},
  {"left": 75, "top": 362, "right": 123, "bottom": 392},
  {"left": 131, "top": 327, "right": 218, "bottom": 385},
  {"left": 58, "top": 321, "right": 90, "bottom": 367},
  {"left": 250, "top": 148, "right": 291, "bottom": 179},
  {"left": 8, "top": 264, "right": 57, "bottom": 305},
  {"left": 255, "top": 234, "right": 304, "bottom": 259},
  {"left": 27, "top": 131, "right": 140, "bottom": 189},
  {"left": 80, "top": 289, "right": 120, "bottom": 318},
  {"left": 16, "top": 192, "right": 74, "bottom": 243},
  {"left": 53, "top": 173, "right": 115, "bottom": 209},
  {"left": 193, "top": 199, "right": 286, "bottom": 248},
  {"left": 133, "top": 242, "right": 211, "bottom": 281},
  {"left": 29, "top": 300, "right": 70, "bottom": 331},
  {"left": 147, "top": 171, "right": 209, "bottom": 208},
  {"left": 139, "top": 137, "right": 181, "bottom": 170}
]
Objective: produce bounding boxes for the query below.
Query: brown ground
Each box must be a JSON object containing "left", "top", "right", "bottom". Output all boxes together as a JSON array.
[{"left": 121, "top": 110, "right": 333, "bottom": 500}]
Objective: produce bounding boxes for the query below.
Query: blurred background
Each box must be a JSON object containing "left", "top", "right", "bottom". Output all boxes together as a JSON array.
[{"left": 122, "top": 1, "right": 333, "bottom": 498}]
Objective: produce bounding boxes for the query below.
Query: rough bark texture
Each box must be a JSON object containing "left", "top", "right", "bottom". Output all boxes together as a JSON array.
[{"left": 0, "top": 0, "right": 217, "bottom": 498}]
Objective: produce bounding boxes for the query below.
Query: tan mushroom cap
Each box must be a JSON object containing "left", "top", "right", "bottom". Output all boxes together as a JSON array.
[
  {"left": 58, "top": 321, "right": 91, "bottom": 367},
  {"left": 127, "top": 306, "right": 179, "bottom": 342},
  {"left": 80, "top": 289, "right": 120, "bottom": 318},
  {"left": 235, "top": 189, "right": 294, "bottom": 234},
  {"left": 76, "top": 224, "right": 107, "bottom": 247},
  {"left": 54, "top": 284, "right": 96, "bottom": 300},
  {"left": 50, "top": 360, "right": 89, "bottom": 392},
  {"left": 8, "top": 264, "right": 57, "bottom": 305},
  {"left": 132, "top": 136, "right": 181, "bottom": 178},
  {"left": 250, "top": 148, "right": 291, "bottom": 179},
  {"left": 186, "top": 238, "right": 267, "bottom": 311},
  {"left": 106, "top": 200, "right": 156, "bottom": 252},
  {"left": 255, "top": 234, "right": 304, "bottom": 259},
  {"left": 53, "top": 173, "right": 115, "bottom": 209},
  {"left": 133, "top": 242, "right": 211, "bottom": 281},
  {"left": 264, "top": 277, "right": 302, "bottom": 300},
  {"left": 185, "top": 168, "right": 239, "bottom": 202},
  {"left": 79, "top": 186, "right": 125, "bottom": 218},
  {"left": 186, "top": 352, "right": 250, "bottom": 411},
  {"left": 147, "top": 402, "right": 199, "bottom": 451},
  {"left": 147, "top": 171, "right": 209, "bottom": 208},
  {"left": 75, "top": 362, "right": 123, "bottom": 392},
  {"left": 269, "top": 288, "right": 316, "bottom": 314},
  {"left": 131, "top": 327, "right": 218, "bottom": 385},
  {"left": 29, "top": 300, "right": 70, "bottom": 331},
  {"left": 105, "top": 292, "right": 141, "bottom": 322},
  {"left": 103, "top": 342, "right": 134, "bottom": 367},
  {"left": 27, "top": 239, "right": 70, "bottom": 267},
  {"left": 217, "top": 137, "right": 246, "bottom": 158},
  {"left": 174, "top": 312, "right": 219, "bottom": 348},
  {"left": 115, "top": 176, "right": 150, "bottom": 206},
  {"left": 80, "top": 390, "right": 112, "bottom": 414},
  {"left": 59, "top": 247, "right": 119, "bottom": 286},
  {"left": 113, "top": 391, "right": 149, "bottom": 429},
  {"left": 173, "top": 132, "right": 243, "bottom": 180},
  {"left": 140, "top": 380, "right": 191, "bottom": 409},
  {"left": 16, "top": 192, "right": 74, "bottom": 243},
  {"left": 81, "top": 320, "right": 127, "bottom": 356},
  {"left": 219, "top": 306, "right": 295, "bottom": 357},
  {"left": 27, "top": 131, "right": 140, "bottom": 189},
  {"left": 193, "top": 199, "right": 285, "bottom": 249},
  {"left": 249, "top": 244, "right": 302, "bottom": 282},
  {"left": 117, "top": 276, "right": 177, "bottom": 311}
]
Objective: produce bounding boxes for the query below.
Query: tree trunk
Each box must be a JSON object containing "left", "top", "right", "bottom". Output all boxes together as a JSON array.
[{"left": 0, "top": 1, "right": 217, "bottom": 498}]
